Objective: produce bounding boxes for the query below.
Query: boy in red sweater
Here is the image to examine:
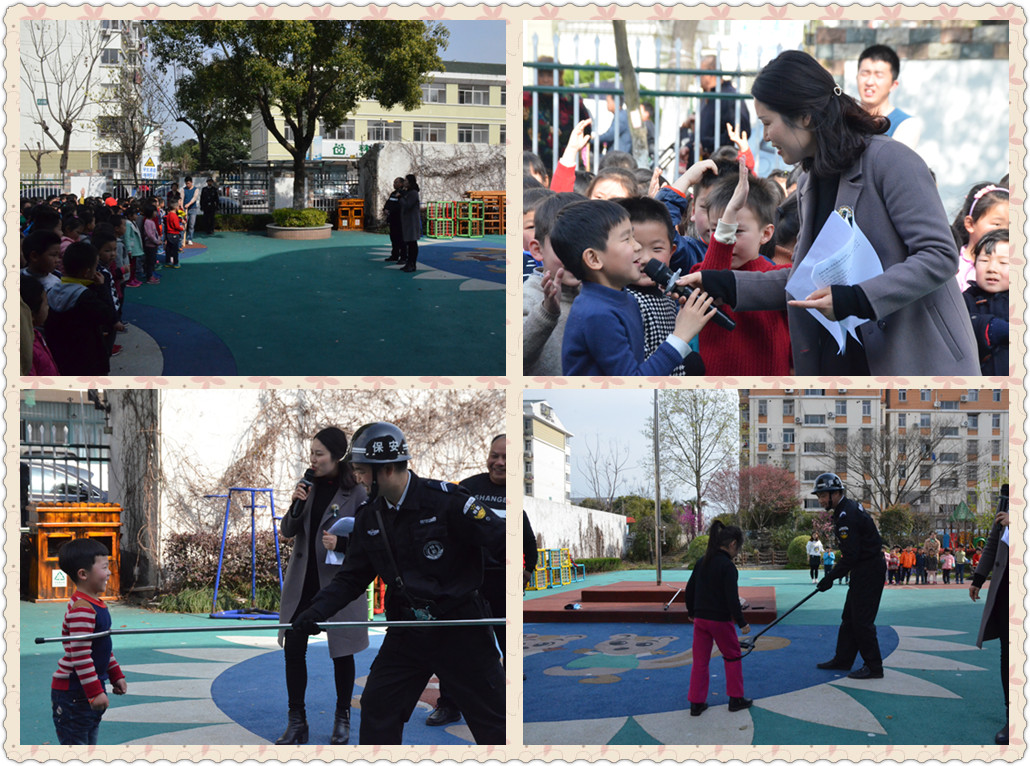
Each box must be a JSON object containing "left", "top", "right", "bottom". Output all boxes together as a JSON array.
[
  {"left": 689, "top": 159, "right": 792, "bottom": 375},
  {"left": 51, "top": 538, "right": 127, "bottom": 744}
]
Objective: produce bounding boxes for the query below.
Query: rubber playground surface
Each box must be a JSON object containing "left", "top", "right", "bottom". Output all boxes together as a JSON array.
[
  {"left": 524, "top": 569, "right": 1014, "bottom": 747},
  {"left": 111, "top": 231, "right": 505, "bottom": 377},
  {"left": 21, "top": 601, "right": 485, "bottom": 746}
]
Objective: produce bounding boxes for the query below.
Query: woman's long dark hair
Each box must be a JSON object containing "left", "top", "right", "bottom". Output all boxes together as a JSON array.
[
  {"left": 751, "top": 50, "right": 888, "bottom": 177},
  {"left": 405, "top": 174, "right": 420, "bottom": 193},
  {"left": 313, "top": 426, "right": 356, "bottom": 489},
  {"left": 702, "top": 519, "right": 744, "bottom": 567}
]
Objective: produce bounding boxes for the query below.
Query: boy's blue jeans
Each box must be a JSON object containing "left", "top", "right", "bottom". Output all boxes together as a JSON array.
[{"left": 52, "top": 687, "right": 104, "bottom": 745}]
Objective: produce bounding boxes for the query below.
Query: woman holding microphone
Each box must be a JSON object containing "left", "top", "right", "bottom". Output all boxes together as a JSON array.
[{"left": 276, "top": 427, "right": 368, "bottom": 745}]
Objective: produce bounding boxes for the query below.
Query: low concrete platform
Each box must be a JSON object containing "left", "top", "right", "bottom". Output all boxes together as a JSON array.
[{"left": 524, "top": 581, "right": 778, "bottom": 624}]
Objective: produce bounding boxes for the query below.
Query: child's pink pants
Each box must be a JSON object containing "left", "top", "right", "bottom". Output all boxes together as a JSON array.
[{"left": 688, "top": 617, "right": 745, "bottom": 704}]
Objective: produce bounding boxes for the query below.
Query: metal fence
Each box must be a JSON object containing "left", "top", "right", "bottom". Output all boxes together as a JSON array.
[
  {"left": 19, "top": 443, "right": 112, "bottom": 525},
  {"left": 524, "top": 34, "right": 785, "bottom": 181}
]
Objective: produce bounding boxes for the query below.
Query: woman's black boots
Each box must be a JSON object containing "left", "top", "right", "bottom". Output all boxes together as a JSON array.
[
  {"left": 275, "top": 709, "right": 309, "bottom": 744},
  {"left": 331, "top": 708, "right": 351, "bottom": 744}
]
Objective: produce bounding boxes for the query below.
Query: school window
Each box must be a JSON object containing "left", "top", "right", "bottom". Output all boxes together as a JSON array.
[
  {"left": 367, "top": 121, "right": 401, "bottom": 141},
  {"left": 991, "top": 440, "right": 1000, "bottom": 456},
  {"left": 804, "top": 470, "right": 821, "bottom": 481},
  {"left": 920, "top": 389, "right": 931, "bottom": 401},
  {"left": 861, "top": 400, "right": 871, "bottom": 416},
  {"left": 804, "top": 498, "right": 822, "bottom": 510},
  {"left": 992, "top": 413, "right": 1001, "bottom": 428},
  {"left": 757, "top": 454, "right": 769, "bottom": 466},
  {"left": 993, "top": 389, "right": 1002, "bottom": 402},
  {"left": 942, "top": 473, "right": 958, "bottom": 489},
  {"left": 941, "top": 400, "right": 959, "bottom": 410},
  {"left": 757, "top": 399, "right": 767, "bottom": 416},
  {"left": 920, "top": 465, "right": 931, "bottom": 480},
  {"left": 100, "top": 47, "right": 121, "bottom": 65},
  {"left": 861, "top": 428, "right": 872, "bottom": 446},
  {"left": 412, "top": 122, "right": 446, "bottom": 142},
  {"left": 834, "top": 428, "right": 848, "bottom": 445},
  {"left": 898, "top": 465, "right": 907, "bottom": 479},
  {"left": 967, "top": 464, "right": 978, "bottom": 481},
  {"left": 939, "top": 452, "right": 958, "bottom": 463},
  {"left": 500, "top": 87, "right": 506, "bottom": 106},
  {"left": 323, "top": 121, "right": 355, "bottom": 140},
  {"left": 782, "top": 429, "right": 794, "bottom": 445},
  {"left": 96, "top": 116, "right": 121, "bottom": 137},
  {"left": 967, "top": 413, "right": 978, "bottom": 429},
  {"left": 967, "top": 439, "right": 978, "bottom": 455},
  {"left": 98, "top": 153, "right": 126, "bottom": 170},
  {"left": 457, "top": 124, "right": 489, "bottom": 144},
  {"left": 941, "top": 427, "right": 959, "bottom": 437},
  {"left": 835, "top": 455, "right": 847, "bottom": 472},
  {"left": 283, "top": 124, "right": 295, "bottom": 142},
  {"left": 803, "top": 389, "right": 824, "bottom": 396},
  {"left": 861, "top": 455, "right": 871, "bottom": 473},
  {"left": 500, "top": 124, "right": 506, "bottom": 144},
  {"left": 835, "top": 400, "right": 847, "bottom": 416},
  {"left": 803, "top": 441, "right": 825, "bottom": 454},
  {"left": 897, "top": 414, "right": 906, "bottom": 428},
  {"left": 898, "top": 389, "right": 907, "bottom": 401},
  {"left": 804, "top": 414, "right": 825, "bottom": 425},
  {"left": 458, "top": 84, "right": 490, "bottom": 105},
  {"left": 783, "top": 400, "right": 794, "bottom": 416},
  {"left": 758, "top": 428, "right": 767, "bottom": 445},
  {"left": 920, "top": 414, "right": 931, "bottom": 428},
  {"left": 967, "top": 389, "right": 979, "bottom": 402},
  {"left": 422, "top": 82, "right": 447, "bottom": 103}
]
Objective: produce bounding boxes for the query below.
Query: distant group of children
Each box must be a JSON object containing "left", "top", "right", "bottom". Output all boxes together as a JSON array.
[
  {"left": 522, "top": 118, "right": 1010, "bottom": 378},
  {"left": 885, "top": 543, "right": 980, "bottom": 586},
  {"left": 20, "top": 188, "right": 192, "bottom": 376}
]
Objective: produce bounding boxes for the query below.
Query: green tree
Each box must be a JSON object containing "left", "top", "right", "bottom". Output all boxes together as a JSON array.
[
  {"left": 878, "top": 504, "right": 914, "bottom": 546},
  {"left": 161, "top": 138, "right": 198, "bottom": 173},
  {"left": 144, "top": 21, "right": 448, "bottom": 208},
  {"left": 206, "top": 120, "right": 251, "bottom": 172}
]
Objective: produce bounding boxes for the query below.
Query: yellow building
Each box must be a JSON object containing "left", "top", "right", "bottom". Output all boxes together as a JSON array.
[{"left": 250, "top": 60, "right": 506, "bottom": 162}]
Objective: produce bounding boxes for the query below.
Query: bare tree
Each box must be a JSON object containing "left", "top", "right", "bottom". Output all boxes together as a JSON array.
[
  {"left": 23, "top": 140, "right": 55, "bottom": 176},
  {"left": 611, "top": 21, "right": 649, "bottom": 165},
  {"left": 21, "top": 21, "right": 108, "bottom": 175},
  {"left": 578, "top": 435, "right": 630, "bottom": 513},
  {"left": 95, "top": 64, "right": 168, "bottom": 189},
  {"left": 643, "top": 389, "right": 738, "bottom": 522},
  {"left": 817, "top": 416, "right": 984, "bottom": 515}
]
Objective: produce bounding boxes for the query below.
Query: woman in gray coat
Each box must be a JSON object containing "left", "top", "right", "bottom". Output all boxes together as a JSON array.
[
  {"left": 683, "top": 50, "right": 978, "bottom": 375},
  {"left": 275, "top": 427, "right": 368, "bottom": 745},
  {"left": 399, "top": 173, "right": 422, "bottom": 273},
  {"left": 969, "top": 485, "right": 1009, "bottom": 744}
]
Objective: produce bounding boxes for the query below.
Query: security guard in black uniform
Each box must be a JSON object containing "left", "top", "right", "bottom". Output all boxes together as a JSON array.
[
  {"left": 292, "top": 422, "right": 506, "bottom": 745},
  {"left": 812, "top": 472, "right": 887, "bottom": 679}
]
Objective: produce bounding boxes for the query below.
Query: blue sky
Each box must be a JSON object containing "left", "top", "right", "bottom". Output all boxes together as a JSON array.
[{"left": 440, "top": 21, "right": 505, "bottom": 64}]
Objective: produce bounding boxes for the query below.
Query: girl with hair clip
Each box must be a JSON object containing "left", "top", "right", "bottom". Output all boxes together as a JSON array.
[
  {"left": 951, "top": 182, "right": 1009, "bottom": 291},
  {"left": 679, "top": 49, "right": 978, "bottom": 375},
  {"left": 275, "top": 427, "right": 368, "bottom": 745},
  {"left": 684, "top": 520, "right": 751, "bottom": 716}
]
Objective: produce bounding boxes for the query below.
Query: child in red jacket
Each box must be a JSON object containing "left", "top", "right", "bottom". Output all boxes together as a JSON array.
[{"left": 165, "top": 192, "right": 184, "bottom": 268}]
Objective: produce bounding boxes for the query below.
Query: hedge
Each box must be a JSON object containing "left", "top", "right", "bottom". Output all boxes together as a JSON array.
[
  {"left": 162, "top": 529, "right": 292, "bottom": 597},
  {"left": 577, "top": 557, "right": 623, "bottom": 573},
  {"left": 685, "top": 534, "right": 709, "bottom": 567},
  {"left": 786, "top": 535, "right": 812, "bottom": 569}
]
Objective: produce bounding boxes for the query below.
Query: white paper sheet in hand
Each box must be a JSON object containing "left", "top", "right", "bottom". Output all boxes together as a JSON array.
[
  {"left": 324, "top": 516, "right": 355, "bottom": 565},
  {"left": 785, "top": 209, "right": 883, "bottom": 353}
]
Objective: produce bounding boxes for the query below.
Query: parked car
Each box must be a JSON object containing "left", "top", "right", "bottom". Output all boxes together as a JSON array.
[{"left": 22, "top": 460, "right": 108, "bottom": 505}]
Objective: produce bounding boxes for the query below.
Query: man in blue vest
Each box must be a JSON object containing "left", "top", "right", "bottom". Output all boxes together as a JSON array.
[{"left": 856, "top": 45, "right": 923, "bottom": 152}]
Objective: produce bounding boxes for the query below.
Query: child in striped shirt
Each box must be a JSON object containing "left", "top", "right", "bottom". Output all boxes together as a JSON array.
[{"left": 50, "top": 539, "right": 127, "bottom": 744}]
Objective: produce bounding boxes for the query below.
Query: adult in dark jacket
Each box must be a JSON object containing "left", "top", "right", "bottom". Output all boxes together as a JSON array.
[
  {"left": 814, "top": 472, "right": 887, "bottom": 679},
  {"left": 682, "top": 50, "right": 978, "bottom": 375},
  {"left": 383, "top": 177, "right": 406, "bottom": 263},
  {"left": 962, "top": 228, "right": 1009, "bottom": 376},
  {"left": 199, "top": 179, "right": 219, "bottom": 235},
  {"left": 399, "top": 174, "right": 422, "bottom": 273},
  {"left": 45, "top": 241, "right": 116, "bottom": 375},
  {"left": 970, "top": 485, "right": 1009, "bottom": 745},
  {"left": 697, "top": 55, "right": 751, "bottom": 157},
  {"left": 291, "top": 422, "right": 505, "bottom": 745},
  {"left": 275, "top": 427, "right": 368, "bottom": 745}
]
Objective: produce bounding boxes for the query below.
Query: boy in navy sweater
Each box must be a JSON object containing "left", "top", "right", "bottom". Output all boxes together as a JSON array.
[
  {"left": 554, "top": 200, "right": 715, "bottom": 376},
  {"left": 51, "top": 538, "right": 127, "bottom": 744}
]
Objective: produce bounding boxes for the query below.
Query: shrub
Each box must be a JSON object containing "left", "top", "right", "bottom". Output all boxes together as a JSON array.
[
  {"left": 578, "top": 557, "right": 623, "bottom": 573},
  {"left": 787, "top": 535, "right": 812, "bottom": 569},
  {"left": 216, "top": 213, "right": 275, "bottom": 231},
  {"left": 157, "top": 585, "right": 281, "bottom": 614},
  {"left": 685, "top": 534, "right": 709, "bottom": 568},
  {"left": 271, "top": 207, "right": 328, "bottom": 227},
  {"left": 162, "top": 529, "right": 291, "bottom": 598}
]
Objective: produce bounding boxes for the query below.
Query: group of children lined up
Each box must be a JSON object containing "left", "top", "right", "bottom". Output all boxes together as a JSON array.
[
  {"left": 884, "top": 543, "right": 981, "bottom": 586},
  {"left": 19, "top": 194, "right": 186, "bottom": 376},
  {"left": 522, "top": 119, "right": 1010, "bottom": 377}
]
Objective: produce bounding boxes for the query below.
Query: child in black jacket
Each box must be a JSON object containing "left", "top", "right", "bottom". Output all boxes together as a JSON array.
[
  {"left": 685, "top": 520, "right": 751, "bottom": 716},
  {"left": 45, "top": 241, "right": 116, "bottom": 375},
  {"left": 962, "top": 228, "right": 1009, "bottom": 376}
]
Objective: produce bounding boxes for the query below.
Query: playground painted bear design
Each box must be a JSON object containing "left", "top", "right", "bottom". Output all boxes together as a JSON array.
[{"left": 530, "top": 631, "right": 792, "bottom": 684}]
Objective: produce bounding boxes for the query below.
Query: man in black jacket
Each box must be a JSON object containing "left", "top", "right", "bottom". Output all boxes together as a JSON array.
[
  {"left": 813, "top": 473, "right": 887, "bottom": 679},
  {"left": 292, "top": 422, "right": 505, "bottom": 745},
  {"left": 200, "top": 179, "right": 219, "bottom": 235}
]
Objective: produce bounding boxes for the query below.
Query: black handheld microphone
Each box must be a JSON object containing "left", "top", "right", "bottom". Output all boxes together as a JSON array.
[
  {"left": 643, "top": 258, "right": 736, "bottom": 331},
  {"left": 289, "top": 469, "right": 316, "bottom": 517}
]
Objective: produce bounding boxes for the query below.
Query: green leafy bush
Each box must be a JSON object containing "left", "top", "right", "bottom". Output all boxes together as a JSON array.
[
  {"left": 157, "top": 586, "right": 281, "bottom": 614},
  {"left": 271, "top": 207, "right": 328, "bottom": 227},
  {"left": 578, "top": 557, "right": 623, "bottom": 573},
  {"left": 685, "top": 534, "right": 709, "bottom": 567},
  {"left": 216, "top": 213, "right": 275, "bottom": 231},
  {"left": 787, "top": 535, "right": 812, "bottom": 569}
]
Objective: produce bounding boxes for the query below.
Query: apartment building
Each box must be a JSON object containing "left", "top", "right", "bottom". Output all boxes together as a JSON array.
[{"left": 523, "top": 399, "right": 573, "bottom": 503}]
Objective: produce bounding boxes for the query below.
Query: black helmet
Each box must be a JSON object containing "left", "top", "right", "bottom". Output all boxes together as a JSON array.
[
  {"left": 811, "top": 472, "right": 844, "bottom": 495},
  {"left": 346, "top": 422, "right": 411, "bottom": 464}
]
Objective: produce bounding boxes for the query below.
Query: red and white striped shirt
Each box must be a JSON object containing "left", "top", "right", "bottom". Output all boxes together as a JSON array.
[{"left": 50, "top": 592, "right": 123, "bottom": 700}]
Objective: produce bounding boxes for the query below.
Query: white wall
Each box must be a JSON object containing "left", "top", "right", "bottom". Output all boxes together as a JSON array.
[
  {"left": 525, "top": 496, "right": 627, "bottom": 559},
  {"left": 530, "top": 439, "right": 568, "bottom": 502}
]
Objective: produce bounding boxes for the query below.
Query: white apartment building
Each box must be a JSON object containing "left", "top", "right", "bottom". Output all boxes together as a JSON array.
[{"left": 523, "top": 399, "right": 573, "bottom": 503}]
